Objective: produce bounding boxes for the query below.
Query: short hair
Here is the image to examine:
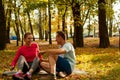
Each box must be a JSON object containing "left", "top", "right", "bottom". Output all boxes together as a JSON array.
[
  {"left": 56, "top": 31, "right": 66, "bottom": 40},
  {"left": 24, "top": 32, "right": 33, "bottom": 39}
]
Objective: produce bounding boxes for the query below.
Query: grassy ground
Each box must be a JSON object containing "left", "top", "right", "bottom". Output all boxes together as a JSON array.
[{"left": 0, "top": 37, "right": 119, "bottom": 80}]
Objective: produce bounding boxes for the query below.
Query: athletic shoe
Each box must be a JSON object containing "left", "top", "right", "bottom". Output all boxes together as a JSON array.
[
  {"left": 24, "top": 72, "right": 32, "bottom": 80},
  {"left": 12, "top": 72, "right": 24, "bottom": 80}
]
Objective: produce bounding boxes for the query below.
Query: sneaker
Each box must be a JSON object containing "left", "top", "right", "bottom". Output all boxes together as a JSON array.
[
  {"left": 24, "top": 72, "right": 32, "bottom": 80},
  {"left": 12, "top": 72, "right": 24, "bottom": 80}
]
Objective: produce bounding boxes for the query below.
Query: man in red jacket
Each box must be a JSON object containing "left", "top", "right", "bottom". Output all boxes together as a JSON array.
[{"left": 11, "top": 32, "right": 42, "bottom": 80}]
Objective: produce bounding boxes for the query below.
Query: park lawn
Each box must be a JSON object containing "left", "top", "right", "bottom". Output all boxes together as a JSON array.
[
  {"left": 0, "top": 37, "right": 119, "bottom": 80},
  {"left": 76, "top": 47, "right": 120, "bottom": 80}
]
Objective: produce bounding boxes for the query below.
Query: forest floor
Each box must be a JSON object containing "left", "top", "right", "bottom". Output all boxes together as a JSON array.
[{"left": 0, "top": 37, "right": 119, "bottom": 80}]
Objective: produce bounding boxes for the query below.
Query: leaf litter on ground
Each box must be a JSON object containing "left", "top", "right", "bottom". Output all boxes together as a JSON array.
[{"left": 0, "top": 37, "right": 119, "bottom": 80}]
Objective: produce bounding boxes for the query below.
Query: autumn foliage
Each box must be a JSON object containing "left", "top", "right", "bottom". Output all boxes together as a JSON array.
[{"left": 0, "top": 37, "right": 119, "bottom": 80}]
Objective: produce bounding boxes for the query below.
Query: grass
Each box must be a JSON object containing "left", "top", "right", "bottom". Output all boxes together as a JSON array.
[
  {"left": 0, "top": 37, "right": 119, "bottom": 80},
  {"left": 75, "top": 48, "right": 120, "bottom": 80}
]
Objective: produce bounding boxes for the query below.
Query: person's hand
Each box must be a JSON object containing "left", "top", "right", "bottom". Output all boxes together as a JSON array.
[{"left": 10, "top": 65, "right": 15, "bottom": 71}]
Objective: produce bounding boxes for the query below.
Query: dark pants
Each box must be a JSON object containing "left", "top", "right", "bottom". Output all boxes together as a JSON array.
[{"left": 56, "top": 56, "right": 72, "bottom": 75}]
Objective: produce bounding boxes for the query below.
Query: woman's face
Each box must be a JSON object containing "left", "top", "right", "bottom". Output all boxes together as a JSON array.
[{"left": 24, "top": 34, "right": 33, "bottom": 46}]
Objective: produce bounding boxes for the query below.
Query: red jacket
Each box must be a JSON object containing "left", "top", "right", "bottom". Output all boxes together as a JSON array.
[{"left": 11, "top": 42, "right": 42, "bottom": 66}]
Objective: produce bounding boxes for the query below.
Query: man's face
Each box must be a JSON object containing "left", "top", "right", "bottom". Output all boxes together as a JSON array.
[{"left": 56, "top": 34, "right": 62, "bottom": 44}]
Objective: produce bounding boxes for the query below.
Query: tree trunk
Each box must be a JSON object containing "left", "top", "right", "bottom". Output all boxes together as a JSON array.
[
  {"left": 118, "top": 28, "right": 120, "bottom": 50},
  {"left": 6, "top": 24, "right": 10, "bottom": 43},
  {"left": 109, "top": 19, "right": 113, "bottom": 37},
  {"left": 62, "top": 6, "right": 67, "bottom": 32},
  {"left": 70, "top": 25, "right": 73, "bottom": 38},
  {"left": 27, "top": 11, "right": 35, "bottom": 41},
  {"left": 98, "top": 0, "right": 110, "bottom": 48},
  {"left": 72, "top": 2, "right": 84, "bottom": 48},
  {"left": 38, "top": 8, "right": 43, "bottom": 40},
  {"left": 88, "top": 15, "right": 91, "bottom": 36},
  {"left": 18, "top": 10, "right": 24, "bottom": 46},
  {"left": 93, "top": 26, "right": 96, "bottom": 37},
  {"left": 14, "top": 8, "right": 20, "bottom": 46},
  {"left": 6, "top": 0, "right": 12, "bottom": 43},
  {"left": 0, "top": 0, "right": 6, "bottom": 50},
  {"left": 44, "top": 8, "right": 48, "bottom": 41},
  {"left": 48, "top": 0, "right": 52, "bottom": 44},
  {"left": 45, "top": 30, "right": 48, "bottom": 41},
  {"left": 62, "top": 6, "right": 68, "bottom": 39},
  {"left": 13, "top": 0, "right": 21, "bottom": 46},
  {"left": 57, "top": 11, "right": 60, "bottom": 30},
  {"left": 19, "top": 18, "right": 24, "bottom": 46},
  {"left": 23, "top": 15, "right": 27, "bottom": 33},
  {"left": 6, "top": 11, "right": 11, "bottom": 43}
]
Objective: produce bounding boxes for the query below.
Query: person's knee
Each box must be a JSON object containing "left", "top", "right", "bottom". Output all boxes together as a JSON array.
[
  {"left": 40, "top": 62, "right": 44, "bottom": 67},
  {"left": 19, "top": 55, "right": 25, "bottom": 59},
  {"left": 40, "top": 62, "right": 48, "bottom": 68},
  {"left": 34, "top": 57, "right": 40, "bottom": 62},
  {"left": 18, "top": 56, "right": 25, "bottom": 62}
]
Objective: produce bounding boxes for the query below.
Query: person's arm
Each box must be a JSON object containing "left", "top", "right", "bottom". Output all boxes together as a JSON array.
[
  {"left": 10, "top": 48, "right": 21, "bottom": 70},
  {"left": 35, "top": 43, "right": 43, "bottom": 61},
  {"left": 44, "top": 48, "right": 66, "bottom": 55},
  {"left": 35, "top": 43, "right": 40, "bottom": 56}
]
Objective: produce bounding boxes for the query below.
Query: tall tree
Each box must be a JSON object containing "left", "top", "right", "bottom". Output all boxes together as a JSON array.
[
  {"left": 18, "top": 8, "right": 24, "bottom": 46},
  {"left": 6, "top": 0, "right": 12, "bottom": 43},
  {"left": 38, "top": 8, "right": 43, "bottom": 40},
  {"left": 72, "top": 1, "right": 83, "bottom": 48},
  {"left": 62, "top": 6, "right": 67, "bottom": 31},
  {"left": 13, "top": 0, "right": 20, "bottom": 46},
  {"left": 62, "top": 6, "right": 68, "bottom": 39},
  {"left": 26, "top": 10, "right": 35, "bottom": 41},
  {"left": 0, "top": 0, "right": 6, "bottom": 50},
  {"left": 48, "top": 0, "right": 52, "bottom": 44},
  {"left": 98, "top": 0, "right": 110, "bottom": 48}
]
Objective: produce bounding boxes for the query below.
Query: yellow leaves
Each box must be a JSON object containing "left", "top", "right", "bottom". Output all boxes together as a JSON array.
[
  {"left": 75, "top": 37, "right": 119, "bottom": 79},
  {"left": 29, "top": 0, "right": 48, "bottom": 3},
  {"left": 0, "top": 37, "right": 119, "bottom": 79},
  {"left": 75, "top": 46, "right": 120, "bottom": 79},
  {"left": 39, "top": 0, "right": 48, "bottom": 2},
  {"left": 76, "top": 54, "right": 93, "bottom": 64}
]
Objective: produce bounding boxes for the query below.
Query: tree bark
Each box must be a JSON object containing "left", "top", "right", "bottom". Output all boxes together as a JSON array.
[
  {"left": 72, "top": 2, "right": 84, "bottom": 48},
  {"left": 98, "top": 0, "right": 110, "bottom": 48},
  {"left": 27, "top": 11, "right": 35, "bottom": 41},
  {"left": 38, "top": 8, "right": 43, "bottom": 40},
  {"left": 6, "top": 0, "right": 12, "bottom": 43},
  {"left": 14, "top": 8, "right": 20, "bottom": 46},
  {"left": 0, "top": 0, "right": 6, "bottom": 50},
  {"left": 48, "top": 0, "right": 52, "bottom": 44}
]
